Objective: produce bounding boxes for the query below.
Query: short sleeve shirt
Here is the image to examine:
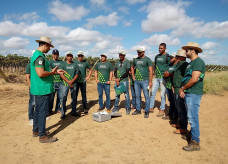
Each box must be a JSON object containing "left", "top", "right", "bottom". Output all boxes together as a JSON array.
[
  {"left": 59, "top": 61, "right": 79, "bottom": 85},
  {"left": 155, "top": 54, "right": 170, "bottom": 78},
  {"left": 172, "top": 61, "right": 188, "bottom": 94},
  {"left": 35, "top": 56, "right": 45, "bottom": 68},
  {"left": 74, "top": 60, "right": 91, "bottom": 83},
  {"left": 25, "top": 63, "right": 30, "bottom": 74},
  {"left": 133, "top": 56, "right": 152, "bottom": 81},
  {"left": 115, "top": 59, "right": 131, "bottom": 82},
  {"left": 94, "top": 61, "right": 114, "bottom": 83},
  {"left": 183, "top": 57, "right": 206, "bottom": 95}
]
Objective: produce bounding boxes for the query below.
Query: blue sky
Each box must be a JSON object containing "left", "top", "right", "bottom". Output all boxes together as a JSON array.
[{"left": 0, "top": 0, "right": 228, "bottom": 65}]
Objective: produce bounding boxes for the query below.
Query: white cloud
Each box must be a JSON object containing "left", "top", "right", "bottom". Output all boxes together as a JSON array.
[
  {"left": 48, "top": 1, "right": 89, "bottom": 22},
  {"left": 118, "top": 6, "right": 129, "bottom": 14},
  {"left": 90, "top": 0, "right": 106, "bottom": 6},
  {"left": 0, "top": 21, "right": 25, "bottom": 36},
  {"left": 0, "top": 37, "right": 29, "bottom": 49},
  {"left": 4, "top": 12, "right": 39, "bottom": 21},
  {"left": 85, "top": 12, "right": 119, "bottom": 29},
  {"left": 126, "top": 0, "right": 147, "bottom": 5},
  {"left": 142, "top": 34, "right": 181, "bottom": 46},
  {"left": 123, "top": 20, "right": 133, "bottom": 27},
  {"left": 201, "top": 42, "right": 218, "bottom": 50}
]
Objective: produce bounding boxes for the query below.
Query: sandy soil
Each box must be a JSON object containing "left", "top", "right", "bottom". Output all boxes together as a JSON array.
[{"left": 0, "top": 79, "right": 227, "bottom": 164}]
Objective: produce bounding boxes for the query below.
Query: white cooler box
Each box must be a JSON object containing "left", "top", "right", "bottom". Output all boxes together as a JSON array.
[{"left": 93, "top": 112, "right": 111, "bottom": 122}]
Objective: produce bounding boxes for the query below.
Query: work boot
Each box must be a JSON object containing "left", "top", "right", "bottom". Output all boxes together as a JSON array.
[
  {"left": 156, "top": 110, "right": 165, "bottom": 117},
  {"left": 39, "top": 135, "right": 58, "bottom": 143},
  {"left": 182, "top": 140, "right": 200, "bottom": 151}
]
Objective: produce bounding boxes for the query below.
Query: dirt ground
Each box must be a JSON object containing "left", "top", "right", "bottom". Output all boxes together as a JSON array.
[{"left": 0, "top": 78, "right": 227, "bottom": 164}]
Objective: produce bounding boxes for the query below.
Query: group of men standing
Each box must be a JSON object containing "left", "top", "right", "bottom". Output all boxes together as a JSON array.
[{"left": 27, "top": 36, "right": 205, "bottom": 152}]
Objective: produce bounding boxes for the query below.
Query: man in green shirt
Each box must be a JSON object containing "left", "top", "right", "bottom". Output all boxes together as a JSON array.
[
  {"left": 131, "top": 46, "right": 153, "bottom": 118},
  {"left": 58, "top": 51, "right": 80, "bottom": 119},
  {"left": 74, "top": 51, "right": 92, "bottom": 114},
  {"left": 49, "top": 49, "right": 63, "bottom": 114},
  {"left": 94, "top": 53, "right": 114, "bottom": 112},
  {"left": 180, "top": 42, "right": 206, "bottom": 151},
  {"left": 30, "top": 36, "right": 59, "bottom": 143},
  {"left": 150, "top": 43, "right": 170, "bottom": 117},
  {"left": 113, "top": 50, "right": 131, "bottom": 114}
]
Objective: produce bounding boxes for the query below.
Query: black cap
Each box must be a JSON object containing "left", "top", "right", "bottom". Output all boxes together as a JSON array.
[{"left": 52, "top": 49, "right": 59, "bottom": 54}]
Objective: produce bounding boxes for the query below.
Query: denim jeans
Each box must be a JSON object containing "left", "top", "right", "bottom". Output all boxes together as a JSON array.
[
  {"left": 97, "top": 83, "right": 111, "bottom": 109},
  {"left": 28, "top": 90, "right": 35, "bottom": 120},
  {"left": 76, "top": 82, "right": 87, "bottom": 109},
  {"left": 113, "top": 81, "right": 131, "bottom": 111},
  {"left": 150, "top": 78, "right": 166, "bottom": 110},
  {"left": 134, "top": 80, "right": 150, "bottom": 112},
  {"left": 166, "top": 88, "right": 176, "bottom": 120},
  {"left": 175, "top": 94, "right": 187, "bottom": 130},
  {"left": 59, "top": 84, "right": 77, "bottom": 114},
  {"left": 130, "top": 84, "right": 137, "bottom": 108},
  {"left": 33, "top": 94, "right": 50, "bottom": 136},
  {"left": 49, "top": 82, "right": 61, "bottom": 113},
  {"left": 185, "top": 93, "right": 202, "bottom": 143}
]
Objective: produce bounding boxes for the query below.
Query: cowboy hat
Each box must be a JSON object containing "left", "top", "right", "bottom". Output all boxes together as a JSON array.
[
  {"left": 182, "top": 42, "right": 202, "bottom": 53},
  {"left": 35, "top": 36, "right": 54, "bottom": 48},
  {"left": 176, "top": 49, "right": 187, "bottom": 57}
]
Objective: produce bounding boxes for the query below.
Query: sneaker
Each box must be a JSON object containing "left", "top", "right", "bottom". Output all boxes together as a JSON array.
[
  {"left": 60, "top": 114, "right": 66, "bottom": 119},
  {"left": 112, "top": 108, "right": 119, "bottom": 113},
  {"left": 29, "top": 119, "right": 33, "bottom": 126},
  {"left": 39, "top": 135, "right": 58, "bottom": 143},
  {"left": 97, "top": 107, "right": 104, "bottom": 112},
  {"left": 132, "top": 110, "right": 141, "bottom": 115},
  {"left": 71, "top": 112, "right": 81, "bottom": 117},
  {"left": 84, "top": 109, "right": 89, "bottom": 114},
  {"left": 156, "top": 110, "right": 165, "bottom": 117},
  {"left": 106, "top": 109, "right": 112, "bottom": 113},
  {"left": 144, "top": 111, "right": 149, "bottom": 118},
  {"left": 182, "top": 140, "right": 200, "bottom": 151}
]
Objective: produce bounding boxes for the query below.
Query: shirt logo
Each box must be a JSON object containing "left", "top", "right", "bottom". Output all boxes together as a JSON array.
[
  {"left": 100, "top": 65, "right": 106, "bottom": 68},
  {"left": 157, "top": 58, "right": 163, "bottom": 61},
  {"left": 187, "top": 65, "right": 191, "bottom": 68},
  {"left": 137, "top": 61, "right": 143, "bottom": 64},
  {"left": 54, "top": 63, "right": 60, "bottom": 66},
  {"left": 169, "top": 67, "right": 174, "bottom": 70},
  {"left": 39, "top": 61, "right": 43, "bottom": 64},
  {"left": 78, "top": 64, "right": 83, "bottom": 67},
  {"left": 67, "top": 66, "right": 74, "bottom": 69}
]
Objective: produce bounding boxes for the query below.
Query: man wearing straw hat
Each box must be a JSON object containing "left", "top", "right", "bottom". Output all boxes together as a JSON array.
[
  {"left": 74, "top": 51, "right": 92, "bottom": 114},
  {"left": 30, "top": 36, "right": 59, "bottom": 143},
  {"left": 180, "top": 42, "right": 206, "bottom": 151},
  {"left": 112, "top": 50, "right": 131, "bottom": 114}
]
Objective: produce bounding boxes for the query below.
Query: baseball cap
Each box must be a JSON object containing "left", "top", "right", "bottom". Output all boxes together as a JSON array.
[
  {"left": 65, "top": 51, "right": 73, "bottom": 56},
  {"left": 77, "top": 51, "right": 84, "bottom": 56},
  {"left": 118, "top": 50, "right": 126, "bottom": 55},
  {"left": 100, "top": 53, "right": 107, "bottom": 57},
  {"left": 137, "top": 46, "right": 145, "bottom": 52},
  {"left": 52, "top": 49, "right": 59, "bottom": 54}
]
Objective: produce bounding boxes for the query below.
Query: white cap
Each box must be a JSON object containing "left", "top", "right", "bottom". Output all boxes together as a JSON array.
[
  {"left": 65, "top": 51, "right": 73, "bottom": 56},
  {"left": 171, "top": 52, "right": 177, "bottom": 57},
  {"left": 137, "top": 46, "right": 145, "bottom": 52},
  {"left": 77, "top": 51, "right": 84, "bottom": 56},
  {"left": 118, "top": 50, "right": 126, "bottom": 55},
  {"left": 100, "top": 53, "right": 107, "bottom": 57}
]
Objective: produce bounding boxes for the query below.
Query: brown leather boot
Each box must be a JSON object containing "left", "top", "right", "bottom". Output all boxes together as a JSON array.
[
  {"left": 156, "top": 110, "right": 164, "bottom": 117},
  {"left": 39, "top": 135, "right": 58, "bottom": 143},
  {"left": 182, "top": 140, "right": 200, "bottom": 151}
]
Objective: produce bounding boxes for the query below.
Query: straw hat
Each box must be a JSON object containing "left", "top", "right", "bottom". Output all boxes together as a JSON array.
[
  {"left": 176, "top": 49, "right": 187, "bottom": 57},
  {"left": 35, "top": 36, "right": 54, "bottom": 48},
  {"left": 182, "top": 42, "right": 202, "bottom": 53}
]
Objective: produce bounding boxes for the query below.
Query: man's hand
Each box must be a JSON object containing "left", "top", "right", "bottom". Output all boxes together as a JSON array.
[
  {"left": 107, "top": 81, "right": 111, "bottom": 85},
  {"left": 52, "top": 66, "right": 58, "bottom": 74},
  {"left": 85, "top": 76, "right": 90, "bottom": 81},
  {"left": 179, "top": 88, "right": 185, "bottom": 98},
  {"left": 57, "top": 69, "right": 65, "bottom": 74},
  {"left": 132, "top": 76, "right": 136, "bottom": 81},
  {"left": 68, "top": 80, "right": 73, "bottom": 86},
  {"left": 149, "top": 82, "right": 152, "bottom": 88},
  {"left": 96, "top": 80, "right": 100, "bottom": 83}
]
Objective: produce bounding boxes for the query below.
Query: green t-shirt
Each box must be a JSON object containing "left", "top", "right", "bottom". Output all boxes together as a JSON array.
[
  {"left": 133, "top": 56, "right": 152, "bottom": 81},
  {"left": 25, "top": 63, "right": 30, "bottom": 74},
  {"left": 166, "top": 64, "right": 177, "bottom": 89},
  {"left": 74, "top": 60, "right": 91, "bottom": 83},
  {"left": 59, "top": 61, "right": 79, "bottom": 85},
  {"left": 173, "top": 61, "right": 188, "bottom": 94},
  {"left": 94, "top": 61, "right": 114, "bottom": 83},
  {"left": 155, "top": 54, "right": 170, "bottom": 78},
  {"left": 49, "top": 59, "right": 63, "bottom": 83},
  {"left": 115, "top": 59, "right": 131, "bottom": 82},
  {"left": 182, "top": 57, "right": 206, "bottom": 95}
]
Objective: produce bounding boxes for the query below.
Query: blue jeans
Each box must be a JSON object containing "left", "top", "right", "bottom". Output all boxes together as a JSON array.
[
  {"left": 76, "top": 82, "right": 87, "bottom": 109},
  {"left": 130, "top": 84, "right": 137, "bottom": 108},
  {"left": 150, "top": 78, "right": 166, "bottom": 110},
  {"left": 59, "top": 84, "right": 77, "bottom": 114},
  {"left": 185, "top": 93, "right": 202, "bottom": 143},
  {"left": 175, "top": 94, "right": 187, "bottom": 130},
  {"left": 97, "top": 83, "right": 111, "bottom": 109},
  {"left": 49, "top": 82, "right": 61, "bottom": 113},
  {"left": 134, "top": 80, "right": 150, "bottom": 112},
  {"left": 166, "top": 88, "right": 176, "bottom": 120},
  {"left": 33, "top": 94, "right": 50, "bottom": 136},
  {"left": 28, "top": 90, "right": 35, "bottom": 120},
  {"left": 113, "top": 81, "right": 130, "bottom": 111}
]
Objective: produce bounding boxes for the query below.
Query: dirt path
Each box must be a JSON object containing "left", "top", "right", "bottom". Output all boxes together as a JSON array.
[{"left": 0, "top": 80, "right": 227, "bottom": 164}]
